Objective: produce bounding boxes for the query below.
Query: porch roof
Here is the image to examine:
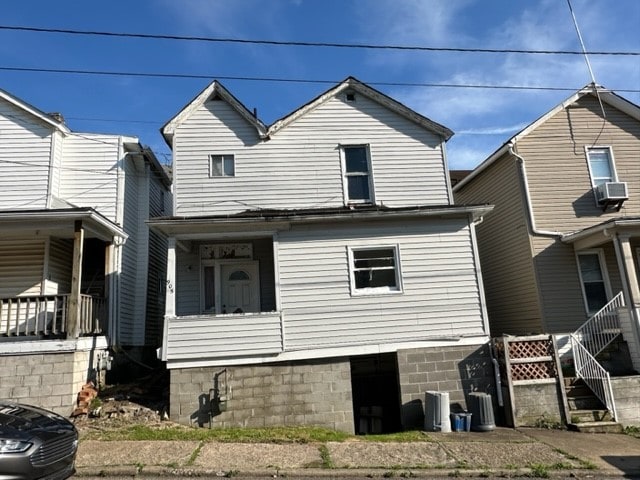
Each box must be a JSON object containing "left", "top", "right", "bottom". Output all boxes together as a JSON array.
[
  {"left": 149, "top": 204, "right": 493, "bottom": 239},
  {"left": 562, "top": 216, "right": 640, "bottom": 250},
  {"left": 0, "top": 208, "right": 128, "bottom": 242}
]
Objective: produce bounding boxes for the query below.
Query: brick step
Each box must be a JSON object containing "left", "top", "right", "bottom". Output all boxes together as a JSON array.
[{"left": 567, "top": 421, "right": 623, "bottom": 433}]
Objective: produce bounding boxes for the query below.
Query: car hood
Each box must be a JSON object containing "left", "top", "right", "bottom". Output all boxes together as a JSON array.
[{"left": 0, "top": 401, "right": 76, "bottom": 439}]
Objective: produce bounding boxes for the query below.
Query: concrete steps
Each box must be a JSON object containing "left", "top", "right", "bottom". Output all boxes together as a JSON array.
[{"left": 563, "top": 377, "right": 623, "bottom": 433}]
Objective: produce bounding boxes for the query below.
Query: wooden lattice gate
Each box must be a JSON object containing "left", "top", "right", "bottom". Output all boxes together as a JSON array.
[{"left": 493, "top": 335, "right": 568, "bottom": 427}]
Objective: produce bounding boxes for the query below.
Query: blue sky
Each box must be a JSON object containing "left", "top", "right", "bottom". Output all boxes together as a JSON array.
[{"left": 1, "top": 0, "right": 638, "bottom": 169}]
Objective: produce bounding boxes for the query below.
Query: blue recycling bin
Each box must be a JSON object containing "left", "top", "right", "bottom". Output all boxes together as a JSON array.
[{"left": 450, "top": 412, "right": 472, "bottom": 432}]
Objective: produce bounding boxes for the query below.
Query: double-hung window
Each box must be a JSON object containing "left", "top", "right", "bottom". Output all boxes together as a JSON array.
[
  {"left": 349, "top": 246, "right": 402, "bottom": 295},
  {"left": 586, "top": 147, "right": 616, "bottom": 187},
  {"left": 342, "top": 145, "right": 373, "bottom": 204},
  {"left": 210, "top": 154, "right": 235, "bottom": 177},
  {"left": 576, "top": 250, "right": 610, "bottom": 315}
]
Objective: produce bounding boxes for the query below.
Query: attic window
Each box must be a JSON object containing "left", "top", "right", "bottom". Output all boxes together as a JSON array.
[{"left": 345, "top": 92, "right": 356, "bottom": 102}]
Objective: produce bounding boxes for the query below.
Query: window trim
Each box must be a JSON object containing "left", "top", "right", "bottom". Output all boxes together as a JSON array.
[
  {"left": 340, "top": 144, "right": 375, "bottom": 205},
  {"left": 348, "top": 245, "right": 403, "bottom": 296},
  {"left": 209, "top": 154, "right": 235, "bottom": 178},
  {"left": 585, "top": 146, "right": 617, "bottom": 189},
  {"left": 576, "top": 249, "right": 612, "bottom": 316}
]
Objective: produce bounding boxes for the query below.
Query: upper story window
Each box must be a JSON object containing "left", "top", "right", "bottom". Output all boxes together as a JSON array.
[
  {"left": 586, "top": 147, "right": 616, "bottom": 187},
  {"left": 349, "top": 245, "right": 402, "bottom": 295},
  {"left": 210, "top": 154, "right": 235, "bottom": 177},
  {"left": 341, "top": 145, "right": 374, "bottom": 204}
]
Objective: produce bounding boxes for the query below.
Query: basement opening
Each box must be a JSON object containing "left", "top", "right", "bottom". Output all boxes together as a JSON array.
[{"left": 350, "top": 353, "right": 402, "bottom": 434}]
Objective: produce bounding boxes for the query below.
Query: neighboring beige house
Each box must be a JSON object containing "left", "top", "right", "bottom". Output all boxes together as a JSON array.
[
  {"left": 453, "top": 84, "right": 640, "bottom": 425},
  {"left": 151, "top": 77, "right": 495, "bottom": 433},
  {"left": 0, "top": 87, "right": 171, "bottom": 415}
]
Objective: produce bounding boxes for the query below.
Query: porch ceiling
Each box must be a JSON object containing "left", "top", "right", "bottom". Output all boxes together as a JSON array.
[
  {"left": 0, "top": 208, "right": 127, "bottom": 242},
  {"left": 562, "top": 217, "right": 640, "bottom": 250}
]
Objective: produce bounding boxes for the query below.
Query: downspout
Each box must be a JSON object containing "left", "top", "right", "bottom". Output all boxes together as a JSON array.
[{"left": 509, "top": 143, "right": 563, "bottom": 238}]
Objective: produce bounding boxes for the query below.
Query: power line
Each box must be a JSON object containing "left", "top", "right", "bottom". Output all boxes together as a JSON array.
[
  {"left": 3, "top": 66, "right": 640, "bottom": 93},
  {"left": 0, "top": 24, "right": 638, "bottom": 56}
]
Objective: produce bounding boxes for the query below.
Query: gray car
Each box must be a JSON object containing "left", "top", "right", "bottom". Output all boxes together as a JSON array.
[{"left": 0, "top": 401, "right": 78, "bottom": 480}]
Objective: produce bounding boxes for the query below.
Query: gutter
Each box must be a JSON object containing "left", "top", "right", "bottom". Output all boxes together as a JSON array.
[{"left": 509, "top": 143, "right": 563, "bottom": 238}]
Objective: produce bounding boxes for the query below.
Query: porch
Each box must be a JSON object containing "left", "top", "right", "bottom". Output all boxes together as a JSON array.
[{"left": 0, "top": 294, "right": 106, "bottom": 339}]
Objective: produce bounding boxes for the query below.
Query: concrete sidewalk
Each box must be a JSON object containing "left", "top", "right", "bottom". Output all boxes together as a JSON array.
[{"left": 74, "top": 427, "right": 640, "bottom": 478}]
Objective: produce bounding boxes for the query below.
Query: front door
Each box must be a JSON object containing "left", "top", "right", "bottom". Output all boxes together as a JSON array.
[{"left": 220, "top": 263, "right": 260, "bottom": 314}]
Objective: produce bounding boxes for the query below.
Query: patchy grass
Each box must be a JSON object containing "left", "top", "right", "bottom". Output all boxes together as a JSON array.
[
  {"left": 318, "top": 444, "right": 334, "bottom": 468},
  {"left": 360, "top": 431, "right": 432, "bottom": 442},
  {"left": 624, "top": 426, "right": 640, "bottom": 439},
  {"left": 82, "top": 424, "right": 352, "bottom": 443}
]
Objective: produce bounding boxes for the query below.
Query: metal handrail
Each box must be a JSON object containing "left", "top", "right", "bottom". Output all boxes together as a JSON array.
[
  {"left": 573, "top": 291, "right": 624, "bottom": 358},
  {"left": 570, "top": 335, "right": 617, "bottom": 421}
]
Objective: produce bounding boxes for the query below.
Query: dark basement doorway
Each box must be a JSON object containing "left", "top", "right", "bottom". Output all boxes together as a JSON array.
[{"left": 350, "top": 353, "right": 402, "bottom": 434}]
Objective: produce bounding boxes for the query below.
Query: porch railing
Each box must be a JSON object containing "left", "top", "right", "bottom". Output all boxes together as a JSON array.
[
  {"left": 573, "top": 291, "right": 624, "bottom": 358},
  {"left": 0, "top": 294, "right": 106, "bottom": 338},
  {"left": 570, "top": 335, "right": 617, "bottom": 421}
]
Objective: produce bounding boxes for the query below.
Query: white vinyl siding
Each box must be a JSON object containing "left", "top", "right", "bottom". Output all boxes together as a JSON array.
[
  {"left": 173, "top": 94, "right": 449, "bottom": 216},
  {"left": 0, "top": 239, "right": 45, "bottom": 297},
  {"left": 46, "top": 238, "right": 73, "bottom": 294},
  {"left": 276, "top": 218, "right": 485, "bottom": 350},
  {"left": 118, "top": 157, "right": 148, "bottom": 346},
  {"left": 0, "top": 101, "right": 53, "bottom": 210},
  {"left": 59, "top": 133, "right": 120, "bottom": 222}
]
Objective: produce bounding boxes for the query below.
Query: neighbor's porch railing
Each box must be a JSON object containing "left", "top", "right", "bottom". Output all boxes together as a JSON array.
[
  {"left": 0, "top": 294, "right": 106, "bottom": 338},
  {"left": 568, "top": 291, "right": 625, "bottom": 422},
  {"left": 573, "top": 291, "right": 624, "bottom": 358},
  {"left": 570, "top": 336, "right": 618, "bottom": 421}
]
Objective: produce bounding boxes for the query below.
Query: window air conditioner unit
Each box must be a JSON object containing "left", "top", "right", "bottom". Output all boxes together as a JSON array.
[{"left": 595, "top": 182, "right": 628, "bottom": 203}]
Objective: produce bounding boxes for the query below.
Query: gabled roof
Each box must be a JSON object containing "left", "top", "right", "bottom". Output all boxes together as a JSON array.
[
  {"left": 161, "top": 76, "right": 454, "bottom": 146},
  {"left": 453, "top": 84, "right": 640, "bottom": 192},
  {"left": 161, "top": 81, "right": 268, "bottom": 146},
  {"left": 0, "top": 87, "right": 70, "bottom": 134},
  {"left": 267, "top": 76, "right": 454, "bottom": 140}
]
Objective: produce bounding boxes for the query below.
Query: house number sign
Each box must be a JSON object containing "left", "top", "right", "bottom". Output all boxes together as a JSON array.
[{"left": 201, "top": 243, "right": 253, "bottom": 260}]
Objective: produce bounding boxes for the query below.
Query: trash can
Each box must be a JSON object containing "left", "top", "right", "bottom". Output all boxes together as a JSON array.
[
  {"left": 424, "top": 391, "right": 451, "bottom": 432},
  {"left": 469, "top": 392, "right": 495, "bottom": 432}
]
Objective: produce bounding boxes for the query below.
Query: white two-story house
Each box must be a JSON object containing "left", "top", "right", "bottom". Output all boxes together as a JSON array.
[
  {"left": 0, "top": 87, "right": 171, "bottom": 415},
  {"left": 152, "top": 77, "right": 493, "bottom": 433}
]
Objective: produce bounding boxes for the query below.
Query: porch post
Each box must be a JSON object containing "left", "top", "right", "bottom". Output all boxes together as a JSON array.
[
  {"left": 613, "top": 234, "right": 640, "bottom": 371},
  {"left": 165, "top": 237, "right": 176, "bottom": 317},
  {"left": 159, "top": 237, "right": 176, "bottom": 362},
  {"left": 67, "top": 220, "right": 84, "bottom": 339}
]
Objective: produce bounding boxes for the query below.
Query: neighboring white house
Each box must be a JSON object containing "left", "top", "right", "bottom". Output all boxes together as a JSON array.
[
  {"left": 151, "top": 77, "right": 494, "bottom": 433},
  {"left": 0, "top": 87, "right": 171, "bottom": 415}
]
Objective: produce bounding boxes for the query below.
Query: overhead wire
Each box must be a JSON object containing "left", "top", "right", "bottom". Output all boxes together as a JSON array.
[
  {"left": 0, "top": 24, "right": 638, "bottom": 56},
  {"left": 1, "top": 66, "right": 639, "bottom": 94}
]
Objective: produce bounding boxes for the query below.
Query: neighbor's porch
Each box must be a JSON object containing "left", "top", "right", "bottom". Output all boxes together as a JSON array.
[
  {"left": 0, "top": 209, "right": 126, "bottom": 343},
  {"left": 562, "top": 217, "right": 640, "bottom": 373}
]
